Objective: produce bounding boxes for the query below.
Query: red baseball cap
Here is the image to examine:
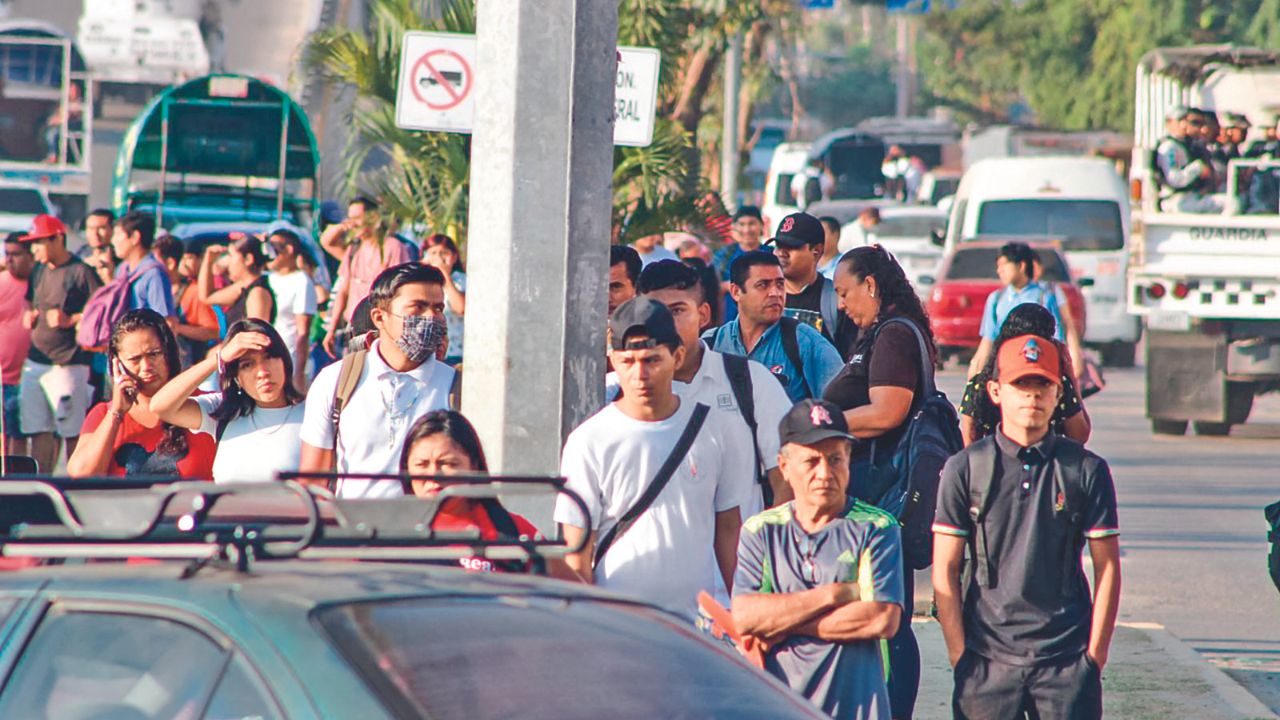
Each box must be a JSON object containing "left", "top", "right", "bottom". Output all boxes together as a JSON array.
[
  {"left": 996, "top": 335, "right": 1061, "bottom": 385},
  {"left": 19, "top": 214, "right": 68, "bottom": 242}
]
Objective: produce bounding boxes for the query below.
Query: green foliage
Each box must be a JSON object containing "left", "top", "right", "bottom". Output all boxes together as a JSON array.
[
  {"left": 302, "top": 0, "right": 777, "bottom": 244},
  {"left": 919, "top": 0, "right": 1280, "bottom": 131}
]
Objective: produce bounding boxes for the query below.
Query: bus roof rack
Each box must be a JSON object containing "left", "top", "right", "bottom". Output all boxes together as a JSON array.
[{"left": 0, "top": 475, "right": 586, "bottom": 575}]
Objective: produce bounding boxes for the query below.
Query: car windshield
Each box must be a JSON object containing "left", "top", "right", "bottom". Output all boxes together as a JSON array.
[
  {"left": 0, "top": 189, "right": 48, "bottom": 215},
  {"left": 319, "top": 597, "right": 813, "bottom": 720},
  {"left": 876, "top": 215, "right": 945, "bottom": 238},
  {"left": 946, "top": 247, "right": 1070, "bottom": 283},
  {"left": 975, "top": 199, "right": 1123, "bottom": 251}
]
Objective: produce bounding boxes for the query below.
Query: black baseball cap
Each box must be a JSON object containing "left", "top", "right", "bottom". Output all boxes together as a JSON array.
[
  {"left": 768, "top": 212, "right": 824, "bottom": 248},
  {"left": 732, "top": 205, "right": 762, "bottom": 222},
  {"left": 609, "top": 297, "right": 681, "bottom": 351},
  {"left": 779, "top": 399, "right": 855, "bottom": 447}
]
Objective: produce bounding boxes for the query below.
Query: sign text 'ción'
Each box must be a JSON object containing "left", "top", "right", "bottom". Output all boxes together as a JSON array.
[{"left": 395, "top": 32, "right": 659, "bottom": 147}]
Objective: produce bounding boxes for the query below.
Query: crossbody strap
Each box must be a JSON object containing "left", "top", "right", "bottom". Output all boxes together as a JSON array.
[
  {"left": 867, "top": 317, "right": 934, "bottom": 462},
  {"left": 328, "top": 348, "right": 368, "bottom": 487},
  {"left": 593, "top": 403, "right": 710, "bottom": 569}
]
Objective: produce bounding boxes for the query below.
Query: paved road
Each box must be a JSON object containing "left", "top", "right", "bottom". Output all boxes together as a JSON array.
[{"left": 8, "top": 0, "right": 320, "bottom": 210}]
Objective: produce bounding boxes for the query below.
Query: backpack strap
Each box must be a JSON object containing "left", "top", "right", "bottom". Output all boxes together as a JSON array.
[
  {"left": 328, "top": 347, "right": 368, "bottom": 482},
  {"left": 722, "top": 353, "right": 769, "bottom": 505},
  {"left": 818, "top": 277, "right": 840, "bottom": 347},
  {"left": 778, "top": 317, "right": 812, "bottom": 398},
  {"left": 964, "top": 438, "right": 999, "bottom": 589},
  {"left": 593, "top": 403, "right": 710, "bottom": 569},
  {"left": 1050, "top": 439, "right": 1089, "bottom": 596},
  {"left": 448, "top": 367, "right": 462, "bottom": 411},
  {"left": 867, "top": 317, "right": 934, "bottom": 462}
]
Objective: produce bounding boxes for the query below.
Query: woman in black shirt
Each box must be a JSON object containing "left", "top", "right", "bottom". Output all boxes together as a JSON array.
[
  {"left": 198, "top": 233, "right": 277, "bottom": 329},
  {"left": 821, "top": 244, "right": 936, "bottom": 720}
]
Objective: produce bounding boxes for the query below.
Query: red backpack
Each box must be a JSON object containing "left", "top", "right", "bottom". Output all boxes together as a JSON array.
[{"left": 77, "top": 268, "right": 143, "bottom": 351}]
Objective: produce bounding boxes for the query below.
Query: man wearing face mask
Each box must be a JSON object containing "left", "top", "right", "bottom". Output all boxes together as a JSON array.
[{"left": 298, "top": 263, "right": 454, "bottom": 497}]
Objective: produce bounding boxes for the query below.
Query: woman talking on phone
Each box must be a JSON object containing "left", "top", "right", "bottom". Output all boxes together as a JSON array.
[{"left": 67, "top": 309, "right": 216, "bottom": 478}]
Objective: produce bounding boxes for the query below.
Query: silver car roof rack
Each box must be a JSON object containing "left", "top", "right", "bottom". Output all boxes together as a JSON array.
[{"left": 0, "top": 475, "right": 588, "bottom": 575}]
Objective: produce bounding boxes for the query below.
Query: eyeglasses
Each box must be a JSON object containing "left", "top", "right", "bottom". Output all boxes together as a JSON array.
[{"left": 798, "top": 533, "right": 818, "bottom": 585}]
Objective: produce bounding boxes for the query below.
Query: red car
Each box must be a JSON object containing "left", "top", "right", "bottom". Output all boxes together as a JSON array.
[{"left": 925, "top": 241, "right": 1087, "bottom": 361}]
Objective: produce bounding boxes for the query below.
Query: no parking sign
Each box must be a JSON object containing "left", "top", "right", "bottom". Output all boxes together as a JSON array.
[
  {"left": 395, "top": 32, "right": 476, "bottom": 133},
  {"left": 394, "top": 31, "right": 659, "bottom": 146}
]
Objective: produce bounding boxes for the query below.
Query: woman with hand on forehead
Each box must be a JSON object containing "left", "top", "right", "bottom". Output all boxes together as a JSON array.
[{"left": 150, "top": 319, "right": 306, "bottom": 483}]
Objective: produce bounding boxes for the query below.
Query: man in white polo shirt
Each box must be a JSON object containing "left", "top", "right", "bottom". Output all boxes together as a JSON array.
[
  {"left": 298, "top": 263, "right": 454, "bottom": 497},
  {"left": 557, "top": 298, "right": 752, "bottom": 622},
  {"left": 625, "top": 259, "right": 793, "bottom": 513}
]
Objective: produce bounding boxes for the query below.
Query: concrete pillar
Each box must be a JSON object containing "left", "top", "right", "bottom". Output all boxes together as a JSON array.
[
  {"left": 720, "top": 32, "right": 742, "bottom": 211},
  {"left": 462, "top": 0, "right": 617, "bottom": 474}
]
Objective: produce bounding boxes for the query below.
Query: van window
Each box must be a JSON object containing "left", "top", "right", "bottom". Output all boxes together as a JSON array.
[
  {"left": 774, "top": 174, "right": 796, "bottom": 205},
  {"left": 946, "top": 247, "right": 1070, "bottom": 283},
  {"left": 976, "top": 200, "right": 1123, "bottom": 251}
]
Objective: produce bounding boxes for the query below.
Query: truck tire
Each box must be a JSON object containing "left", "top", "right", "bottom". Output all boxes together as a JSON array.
[
  {"left": 1192, "top": 421, "right": 1231, "bottom": 436},
  {"left": 1151, "top": 419, "right": 1188, "bottom": 435},
  {"left": 1102, "top": 341, "right": 1137, "bottom": 368}
]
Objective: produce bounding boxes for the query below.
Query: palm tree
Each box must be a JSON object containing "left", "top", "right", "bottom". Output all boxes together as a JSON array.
[{"left": 299, "top": 0, "right": 792, "bottom": 245}]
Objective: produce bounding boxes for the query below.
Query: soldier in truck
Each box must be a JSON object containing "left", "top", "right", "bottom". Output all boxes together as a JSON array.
[{"left": 1155, "top": 106, "right": 1234, "bottom": 214}]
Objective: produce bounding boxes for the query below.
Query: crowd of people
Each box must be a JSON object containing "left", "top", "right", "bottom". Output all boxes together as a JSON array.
[
  {"left": 1155, "top": 105, "right": 1280, "bottom": 214},
  {"left": 0, "top": 200, "right": 1123, "bottom": 720}
]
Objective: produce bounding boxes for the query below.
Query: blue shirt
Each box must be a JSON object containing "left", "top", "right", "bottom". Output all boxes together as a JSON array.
[
  {"left": 703, "top": 319, "right": 843, "bottom": 402},
  {"left": 116, "top": 254, "right": 176, "bottom": 318},
  {"left": 978, "top": 281, "right": 1065, "bottom": 342}
]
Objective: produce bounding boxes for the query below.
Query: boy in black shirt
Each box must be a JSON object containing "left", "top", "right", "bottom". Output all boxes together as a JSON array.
[
  {"left": 933, "top": 335, "right": 1121, "bottom": 720},
  {"left": 771, "top": 212, "right": 858, "bottom": 359}
]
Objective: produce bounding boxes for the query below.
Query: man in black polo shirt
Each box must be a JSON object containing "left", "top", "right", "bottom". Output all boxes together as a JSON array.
[
  {"left": 771, "top": 212, "right": 858, "bottom": 360},
  {"left": 932, "top": 335, "right": 1121, "bottom": 720}
]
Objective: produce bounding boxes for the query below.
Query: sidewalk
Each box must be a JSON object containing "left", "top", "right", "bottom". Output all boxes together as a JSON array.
[{"left": 912, "top": 618, "right": 1279, "bottom": 720}]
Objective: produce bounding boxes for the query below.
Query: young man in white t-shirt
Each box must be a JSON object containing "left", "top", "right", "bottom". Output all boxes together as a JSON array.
[
  {"left": 265, "top": 229, "right": 318, "bottom": 391},
  {"left": 298, "top": 263, "right": 454, "bottom": 497},
  {"left": 556, "top": 298, "right": 752, "bottom": 622},
  {"left": 624, "top": 259, "right": 792, "bottom": 514}
]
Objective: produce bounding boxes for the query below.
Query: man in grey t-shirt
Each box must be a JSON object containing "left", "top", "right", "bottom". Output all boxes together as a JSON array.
[{"left": 733, "top": 399, "right": 904, "bottom": 720}]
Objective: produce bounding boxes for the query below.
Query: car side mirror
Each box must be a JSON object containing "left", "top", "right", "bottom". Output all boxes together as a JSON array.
[
  {"left": 929, "top": 229, "right": 944, "bottom": 247},
  {"left": 918, "top": 274, "right": 936, "bottom": 286},
  {"left": 1077, "top": 277, "right": 1095, "bottom": 288}
]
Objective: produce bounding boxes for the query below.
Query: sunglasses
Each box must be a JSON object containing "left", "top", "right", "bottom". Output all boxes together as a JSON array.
[{"left": 798, "top": 533, "right": 819, "bottom": 585}]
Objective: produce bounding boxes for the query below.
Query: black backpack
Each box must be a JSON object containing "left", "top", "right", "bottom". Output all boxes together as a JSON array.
[
  {"left": 857, "top": 318, "right": 963, "bottom": 571},
  {"left": 1267, "top": 500, "right": 1280, "bottom": 594}
]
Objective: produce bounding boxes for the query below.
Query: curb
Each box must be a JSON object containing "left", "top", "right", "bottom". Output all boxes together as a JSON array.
[{"left": 1119, "top": 622, "right": 1279, "bottom": 720}]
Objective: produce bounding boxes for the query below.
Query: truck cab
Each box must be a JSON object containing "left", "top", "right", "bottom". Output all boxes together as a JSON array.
[{"left": 1128, "top": 46, "right": 1280, "bottom": 436}]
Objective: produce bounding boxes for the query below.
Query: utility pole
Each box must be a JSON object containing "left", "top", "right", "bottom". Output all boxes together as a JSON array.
[
  {"left": 720, "top": 31, "right": 742, "bottom": 211},
  {"left": 462, "top": 0, "right": 618, "bottom": 474},
  {"left": 894, "top": 12, "right": 912, "bottom": 118}
]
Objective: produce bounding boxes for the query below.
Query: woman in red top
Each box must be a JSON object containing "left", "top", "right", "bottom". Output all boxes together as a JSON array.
[
  {"left": 399, "top": 411, "right": 579, "bottom": 580},
  {"left": 68, "top": 309, "right": 216, "bottom": 478}
]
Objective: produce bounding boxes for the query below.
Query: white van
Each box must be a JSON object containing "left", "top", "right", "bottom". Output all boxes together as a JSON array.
[
  {"left": 945, "top": 156, "right": 1140, "bottom": 365},
  {"left": 761, "top": 141, "right": 810, "bottom": 231}
]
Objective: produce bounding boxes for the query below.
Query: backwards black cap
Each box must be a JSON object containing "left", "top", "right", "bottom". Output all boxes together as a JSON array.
[{"left": 609, "top": 297, "right": 681, "bottom": 351}]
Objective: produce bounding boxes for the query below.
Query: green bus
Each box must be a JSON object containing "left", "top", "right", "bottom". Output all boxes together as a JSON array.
[{"left": 111, "top": 73, "right": 319, "bottom": 229}]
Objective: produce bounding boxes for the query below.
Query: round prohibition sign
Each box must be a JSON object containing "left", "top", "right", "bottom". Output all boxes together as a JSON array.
[{"left": 410, "top": 48, "right": 472, "bottom": 110}]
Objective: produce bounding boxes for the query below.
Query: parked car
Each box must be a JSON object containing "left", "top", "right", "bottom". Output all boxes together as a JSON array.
[
  {"left": 923, "top": 241, "right": 1087, "bottom": 363},
  {"left": 0, "top": 479, "right": 826, "bottom": 720},
  {"left": 916, "top": 168, "right": 962, "bottom": 207},
  {"left": 0, "top": 181, "right": 54, "bottom": 235},
  {"left": 842, "top": 205, "right": 947, "bottom": 299}
]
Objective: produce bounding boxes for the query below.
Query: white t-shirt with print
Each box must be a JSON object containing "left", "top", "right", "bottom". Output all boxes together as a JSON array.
[
  {"left": 553, "top": 399, "right": 754, "bottom": 622},
  {"left": 193, "top": 393, "right": 304, "bottom": 483},
  {"left": 298, "top": 339, "right": 455, "bottom": 498},
  {"left": 267, "top": 271, "right": 318, "bottom": 358},
  {"left": 605, "top": 349, "right": 791, "bottom": 519}
]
